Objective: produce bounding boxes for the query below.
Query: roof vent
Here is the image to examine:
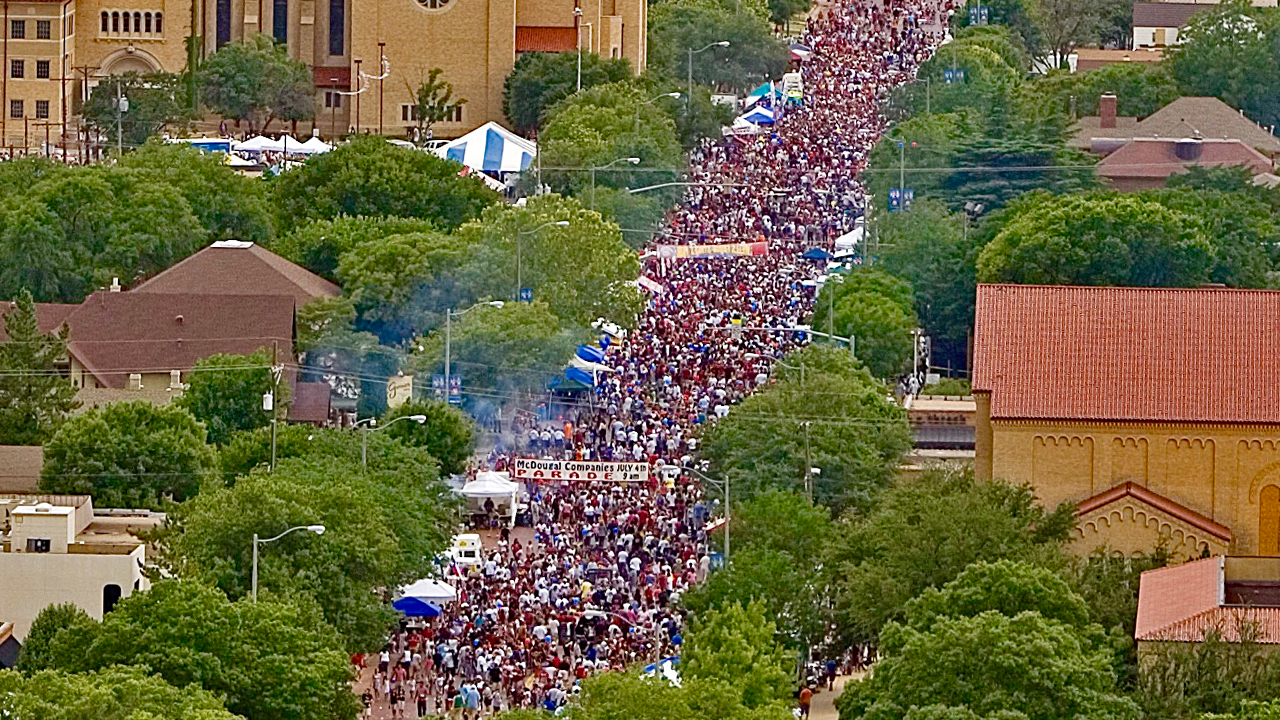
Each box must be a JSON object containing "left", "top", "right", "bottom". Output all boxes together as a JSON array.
[
  {"left": 211, "top": 240, "right": 254, "bottom": 249},
  {"left": 175, "top": 314, "right": 184, "bottom": 324},
  {"left": 34, "top": 502, "right": 53, "bottom": 512},
  {"left": 109, "top": 277, "right": 121, "bottom": 292}
]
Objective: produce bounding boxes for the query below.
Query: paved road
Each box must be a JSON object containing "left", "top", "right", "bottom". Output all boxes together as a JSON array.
[{"left": 810, "top": 675, "right": 852, "bottom": 720}]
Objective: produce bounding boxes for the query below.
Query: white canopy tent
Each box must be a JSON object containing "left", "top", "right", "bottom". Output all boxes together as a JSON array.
[
  {"left": 437, "top": 122, "right": 536, "bottom": 174},
  {"left": 399, "top": 577, "right": 459, "bottom": 604},
  {"left": 459, "top": 471, "right": 520, "bottom": 527},
  {"left": 296, "top": 137, "right": 333, "bottom": 154}
]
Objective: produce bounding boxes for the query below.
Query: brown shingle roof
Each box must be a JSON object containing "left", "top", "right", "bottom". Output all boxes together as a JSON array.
[
  {"left": 515, "top": 26, "right": 576, "bottom": 52},
  {"left": 132, "top": 241, "right": 340, "bottom": 306},
  {"left": 63, "top": 291, "right": 295, "bottom": 389},
  {"left": 1097, "top": 137, "right": 1273, "bottom": 179},
  {"left": 288, "top": 381, "right": 332, "bottom": 424},
  {"left": 973, "top": 284, "right": 1280, "bottom": 423},
  {"left": 1133, "top": 1, "right": 1208, "bottom": 28},
  {"left": 1071, "top": 97, "right": 1280, "bottom": 155},
  {"left": 0, "top": 302, "right": 76, "bottom": 341}
]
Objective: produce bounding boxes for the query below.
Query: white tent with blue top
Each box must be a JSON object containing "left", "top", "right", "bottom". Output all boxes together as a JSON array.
[{"left": 436, "top": 122, "right": 536, "bottom": 174}]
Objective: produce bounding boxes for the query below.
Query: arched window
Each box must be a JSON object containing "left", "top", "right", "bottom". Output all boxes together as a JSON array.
[
  {"left": 215, "top": 0, "right": 229, "bottom": 46},
  {"left": 111, "top": 11, "right": 119, "bottom": 33},
  {"left": 121, "top": 11, "right": 128, "bottom": 32},
  {"left": 133, "top": 12, "right": 141, "bottom": 33},
  {"left": 103, "top": 583, "right": 122, "bottom": 614},
  {"left": 144, "top": 12, "right": 151, "bottom": 32},
  {"left": 154, "top": 12, "right": 161, "bottom": 33},
  {"left": 100, "top": 10, "right": 108, "bottom": 33},
  {"left": 1261, "top": 485, "right": 1280, "bottom": 555}
]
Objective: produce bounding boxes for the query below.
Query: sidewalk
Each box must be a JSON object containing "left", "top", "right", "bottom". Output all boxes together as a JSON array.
[{"left": 810, "top": 675, "right": 852, "bottom": 720}]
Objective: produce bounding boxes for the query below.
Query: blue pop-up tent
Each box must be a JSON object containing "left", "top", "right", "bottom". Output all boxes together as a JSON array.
[
  {"left": 438, "top": 122, "right": 535, "bottom": 173},
  {"left": 393, "top": 596, "right": 442, "bottom": 618},
  {"left": 737, "top": 106, "right": 776, "bottom": 126}
]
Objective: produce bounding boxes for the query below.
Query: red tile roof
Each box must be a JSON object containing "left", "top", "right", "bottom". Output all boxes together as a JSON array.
[
  {"left": 62, "top": 292, "right": 295, "bottom": 389},
  {"left": 132, "top": 241, "right": 340, "bottom": 306},
  {"left": 516, "top": 26, "right": 577, "bottom": 52},
  {"left": 973, "top": 284, "right": 1280, "bottom": 423},
  {"left": 1097, "top": 138, "right": 1272, "bottom": 179},
  {"left": 1136, "top": 556, "right": 1223, "bottom": 640},
  {"left": 1077, "top": 482, "right": 1232, "bottom": 542}
]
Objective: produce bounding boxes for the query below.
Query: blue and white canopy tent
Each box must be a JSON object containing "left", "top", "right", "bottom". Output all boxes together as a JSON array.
[
  {"left": 437, "top": 122, "right": 536, "bottom": 174},
  {"left": 737, "top": 106, "right": 776, "bottom": 126},
  {"left": 393, "top": 578, "right": 458, "bottom": 618}
]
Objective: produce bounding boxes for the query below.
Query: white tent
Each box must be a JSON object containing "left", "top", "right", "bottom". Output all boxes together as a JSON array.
[
  {"left": 460, "top": 471, "right": 520, "bottom": 527},
  {"left": 296, "top": 137, "right": 333, "bottom": 154},
  {"left": 437, "top": 122, "right": 536, "bottom": 174},
  {"left": 232, "top": 135, "right": 274, "bottom": 152},
  {"left": 276, "top": 135, "right": 303, "bottom": 153},
  {"left": 399, "top": 577, "right": 458, "bottom": 604}
]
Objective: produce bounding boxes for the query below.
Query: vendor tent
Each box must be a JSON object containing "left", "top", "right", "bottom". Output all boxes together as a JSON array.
[
  {"left": 438, "top": 122, "right": 535, "bottom": 173},
  {"left": 801, "top": 248, "right": 834, "bottom": 260},
  {"left": 393, "top": 597, "right": 442, "bottom": 617},
  {"left": 737, "top": 106, "right": 775, "bottom": 126},
  {"left": 399, "top": 577, "right": 459, "bottom": 603},
  {"left": 171, "top": 137, "right": 232, "bottom": 153},
  {"left": 297, "top": 137, "right": 333, "bottom": 154},
  {"left": 232, "top": 135, "right": 274, "bottom": 152},
  {"left": 460, "top": 471, "right": 520, "bottom": 526}
]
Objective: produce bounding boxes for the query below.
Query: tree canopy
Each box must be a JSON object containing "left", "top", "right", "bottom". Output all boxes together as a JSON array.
[
  {"left": 0, "top": 290, "right": 79, "bottom": 445},
  {"left": 810, "top": 270, "right": 919, "bottom": 379},
  {"left": 274, "top": 215, "right": 438, "bottom": 281},
  {"left": 503, "top": 51, "right": 634, "bottom": 134},
  {"left": 0, "top": 666, "right": 243, "bottom": 720},
  {"left": 39, "top": 401, "right": 217, "bottom": 508},
  {"left": 381, "top": 399, "right": 476, "bottom": 475},
  {"left": 198, "top": 33, "right": 315, "bottom": 133},
  {"left": 82, "top": 73, "right": 193, "bottom": 150},
  {"left": 681, "top": 600, "right": 795, "bottom": 709},
  {"left": 176, "top": 349, "right": 281, "bottom": 446}
]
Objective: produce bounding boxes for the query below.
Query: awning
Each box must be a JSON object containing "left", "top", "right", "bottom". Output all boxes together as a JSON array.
[{"left": 801, "top": 248, "right": 834, "bottom": 260}]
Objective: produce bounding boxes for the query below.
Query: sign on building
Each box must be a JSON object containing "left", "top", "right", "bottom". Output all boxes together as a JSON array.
[{"left": 512, "top": 458, "right": 650, "bottom": 483}]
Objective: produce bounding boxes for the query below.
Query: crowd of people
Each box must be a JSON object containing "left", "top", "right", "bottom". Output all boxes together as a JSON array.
[{"left": 365, "top": 0, "right": 949, "bottom": 715}]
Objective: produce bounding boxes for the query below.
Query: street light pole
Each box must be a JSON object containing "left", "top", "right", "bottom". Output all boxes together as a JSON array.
[
  {"left": 590, "top": 157, "right": 639, "bottom": 210},
  {"left": 686, "top": 41, "right": 729, "bottom": 115},
  {"left": 515, "top": 221, "right": 570, "bottom": 300},
  {"left": 635, "top": 91, "right": 681, "bottom": 134},
  {"left": 672, "top": 464, "right": 730, "bottom": 562},
  {"left": 442, "top": 300, "right": 508, "bottom": 405},
  {"left": 251, "top": 524, "right": 325, "bottom": 601},
  {"left": 356, "top": 413, "right": 428, "bottom": 469}
]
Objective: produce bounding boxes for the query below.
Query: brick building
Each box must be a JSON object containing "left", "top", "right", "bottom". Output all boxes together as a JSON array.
[
  {"left": 973, "top": 284, "right": 1280, "bottom": 559},
  {"left": 0, "top": 0, "right": 646, "bottom": 151}
]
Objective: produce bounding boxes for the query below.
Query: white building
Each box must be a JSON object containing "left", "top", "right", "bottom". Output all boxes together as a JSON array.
[{"left": 0, "top": 495, "right": 159, "bottom": 642}]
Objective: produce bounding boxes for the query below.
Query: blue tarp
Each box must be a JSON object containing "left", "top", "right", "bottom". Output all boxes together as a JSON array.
[
  {"left": 392, "top": 597, "right": 442, "bottom": 617},
  {"left": 802, "top": 248, "right": 834, "bottom": 260},
  {"left": 576, "top": 344, "right": 606, "bottom": 363},
  {"left": 565, "top": 367, "right": 596, "bottom": 387}
]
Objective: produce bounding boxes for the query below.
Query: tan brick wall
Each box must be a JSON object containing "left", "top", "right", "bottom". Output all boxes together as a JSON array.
[
  {"left": 0, "top": 1, "right": 79, "bottom": 152},
  {"left": 982, "top": 419, "right": 1280, "bottom": 555}
]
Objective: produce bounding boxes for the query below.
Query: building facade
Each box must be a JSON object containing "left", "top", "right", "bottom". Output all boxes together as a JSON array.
[
  {"left": 0, "top": 0, "right": 645, "bottom": 150},
  {"left": 973, "top": 284, "right": 1280, "bottom": 560}
]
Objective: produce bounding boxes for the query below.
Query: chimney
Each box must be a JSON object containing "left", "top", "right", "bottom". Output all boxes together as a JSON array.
[
  {"left": 109, "top": 277, "right": 121, "bottom": 292},
  {"left": 1099, "top": 94, "right": 1117, "bottom": 129}
]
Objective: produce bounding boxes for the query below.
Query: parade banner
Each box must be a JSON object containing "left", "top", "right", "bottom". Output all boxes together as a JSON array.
[
  {"left": 656, "top": 240, "right": 768, "bottom": 260},
  {"left": 512, "top": 458, "right": 650, "bottom": 483},
  {"left": 636, "top": 275, "right": 665, "bottom": 294}
]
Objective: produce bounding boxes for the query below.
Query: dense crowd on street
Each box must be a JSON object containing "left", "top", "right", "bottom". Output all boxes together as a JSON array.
[{"left": 366, "top": 0, "right": 948, "bottom": 715}]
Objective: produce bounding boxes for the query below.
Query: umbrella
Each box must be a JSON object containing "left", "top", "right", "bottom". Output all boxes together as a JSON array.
[
  {"left": 801, "top": 248, "right": 834, "bottom": 260},
  {"left": 393, "top": 596, "right": 442, "bottom": 618}
]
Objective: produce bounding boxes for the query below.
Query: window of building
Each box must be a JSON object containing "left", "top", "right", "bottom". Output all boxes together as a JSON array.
[
  {"left": 10, "top": 59, "right": 23, "bottom": 79},
  {"left": 324, "top": 90, "right": 342, "bottom": 108},
  {"left": 216, "top": 0, "right": 230, "bottom": 47},
  {"left": 133, "top": 12, "right": 141, "bottom": 33},
  {"left": 10, "top": 19, "right": 24, "bottom": 39},
  {"left": 122, "top": 11, "right": 129, "bottom": 32},
  {"left": 401, "top": 104, "right": 418, "bottom": 122},
  {"left": 1262, "top": 485, "right": 1280, "bottom": 555},
  {"left": 272, "top": 0, "right": 287, "bottom": 43},
  {"left": 36, "top": 60, "right": 49, "bottom": 79},
  {"left": 103, "top": 584, "right": 122, "bottom": 614},
  {"left": 416, "top": 0, "right": 450, "bottom": 9},
  {"left": 328, "top": 0, "right": 344, "bottom": 56},
  {"left": 446, "top": 105, "right": 462, "bottom": 123},
  {"left": 35, "top": 100, "right": 48, "bottom": 118},
  {"left": 112, "top": 11, "right": 119, "bottom": 33},
  {"left": 154, "top": 12, "right": 162, "bottom": 32},
  {"left": 9, "top": 100, "right": 22, "bottom": 119},
  {"left": 25, "top": 538, "right": 50, "bottom": 552},
  {"left": 101, "top": 11, "right": 108, "bottom": 32},
  {"left": 36, "top": 20, "right": 50, "bottom": 39}
]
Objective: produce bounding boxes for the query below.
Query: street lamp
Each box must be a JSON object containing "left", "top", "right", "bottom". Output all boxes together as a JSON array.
[
  {"left": 745, "top": 352, "right": 804, "bottom": 383},
  {"left": 115, "top": 84, "right": 129, "bottom": 155},
  {"left": 251, "top": 524, "right": 325, "bottom": 601},
  {"left": 356, "top": 413, "right": 428, "bottom": 469},
  {"left": 444, "top": 300, "right": 508, "bottom": 408},
  {"left": 590, "top": 156, "right": 640, "bottom": 210},
  {"left": 635, "top": 91, "right": 681, "bottom": 133},
  {"left": 687, "top": 41, "right": 729, "bottom": 115},
  {"left": 516, "top": 221, "right": 570, "bottom": 300}
]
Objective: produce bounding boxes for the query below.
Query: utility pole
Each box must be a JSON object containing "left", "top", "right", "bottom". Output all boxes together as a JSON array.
[
  {"left": 353, "top": 58, "right": 362, "bottom": 133},
  {"left": 802, "top": 421, "right": 812, "bottom": 501},
  {"left": 377, "top": 42, "right": 385, "bottom": 134}
]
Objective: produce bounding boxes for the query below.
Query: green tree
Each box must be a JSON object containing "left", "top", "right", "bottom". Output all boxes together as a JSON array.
[
  {"left": 903, "top": 559, "right": 1093, "bottom": 632},
  {"left": 16, "top": 602, "right": 92, "bottom": 673},
  {"left": 335, "top": 228, "right": 476, "bottom": 341},
  {"left": 940, "top": 137, "right": 1096, "bottom": 212},
  {"left": 546, "top": 670, "right": 793, "bottom": 720},
  {"left": 810, "top": 270, "right": 919, "bottom": 379},
  {"left": 271, "top": 135, "right": 496, "bottom": 233},
  {"left": 381, "top": 399, "right": 476, "bottom": 475},
  {"left": 0, "top": 291, "right": 79, "bottom": 445},
  {"left": 1137, "top": 625, "right": 1280, "bottom": 718},
  {"left": 1166, "top": 3, "right": 1280, "bottom": 129},
  {"left": 1070, "top": 547, "right": 1169, "bottom": 687},
  {"left": 275, "top": 215, "right": 438, "bottom": 281},
  {"left": 838, "top": 612, "right": 1137, "bottom": 720},
  {"left": 294, "top": 295, "right": 402, "bottom": 417},
  {"left": 0, "top": 666, "right": 242, "bottom": 720},
  {"left": 198, "top": 33, "right": 315, "bottom": 133},
  {"left": 216, "top": 422, "right": 441, "bottom": 477},
  {"left": 0, "top": 198, "right": 85, "bottom": 302},
  {"left": 681, "top": 600, "right": 795, "bottom": 709},
  {"left": 120, "top": 141, "right": 276, "bottom": 243},
  {"left": 647, "top": 0, "right": 789, "bottom": 91},
  {"left": 1142, "top": 188, "right": 1280, "bottom": 288},
  {"left": 1028, "top": 63, "right": 1179, "bottom": 120},
  {"left": 176, "top": 349, "right": 282, "bottom": 446},
  {"left": 503, "top": 50, "right": 633, "bottom": 134},
  {"left": 976, "top": 192, "right": 1215, "bottom": 287},
  {"left": 877, "top": 199, "right": 979, "bottom": 344},
  {"left": 39, "top": 400, "right": 217, "bottom": 508},
  {"left": 865, "top": 112, "right": 978, "bottom": 210},
  {"left": 42, "top": 579, "right": 358, "bottom": 720},
  {"left": 409, "top": 300, "right": 586, "bottom": 406},
  {"left": 702, "top": 345, "right": 911, "bottom": 512},
  {"left": 406, "top": 67, "right": 466, "bottom": 142},
  {"left": 830, "top": 467, "right": 1074, "bottom": 643},
  {"left": 953, "top": 0, "right": 1043, "bottom": 57},
  {"left": 161, "top": 457, "right": 452, "bottom": 651},
  {"left": 82, "top": 72, "right": 192, "bottom": 149},
  {"left": 100, "top": 179, "right": 208, "bottom": 282},
  {"left": 454, "top": 194, "right": 643, "bottom": 328}
]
